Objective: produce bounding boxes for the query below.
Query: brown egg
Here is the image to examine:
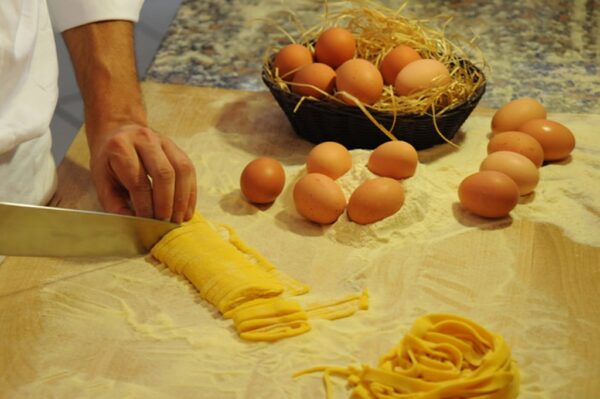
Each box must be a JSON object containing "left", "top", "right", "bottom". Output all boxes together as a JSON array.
[
  {"left": 487, "top": 131, "right": 545, "bottom": 168},
  {"left": 306, "top": 141, "right": 352, "bottom": 180},
  {"left": 240, "top": 157, "right": 286, "bottom": 204},
  {"left": 336, "top": 59, "right": 384, "bottom": 105},
  {"left": 379, "top": 45, "right": 422, "bottom": 85},
  {"left": 458, "top": 171, "right": 520, "bottom": 218},
  {"left": 315, "top": 27, "right": 356, "bottom": 69},
  {"left": 491, "top": 97, "right": 546, "bottom": 134},
  {"left": 292, "top": 63, "right": 336, "bottom": 99},
  {"left": 347, "top": 177, "right": 405, "bottom": 225},
  {"left": 293, "top": 173, "right": 346, "bottom": 224},
  {"left": 273, "top": 44, "right": 313, "bottom": 80},
  {"left": 480, "top": 151, "right": 540, "bottom": 195},
  {"left": 368, "top": 140, "right": 418, "bottom": 179},
  {"left": 394, "top": 59, "right": 451, "bottom": 96},
  {"left": 517, "top": 119, "right": 576, "bottom": 161}
]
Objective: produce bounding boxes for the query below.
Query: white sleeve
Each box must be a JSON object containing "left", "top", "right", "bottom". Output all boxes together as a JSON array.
[{"left": 47, "top": 0, "right": 145, "bottom": 32}]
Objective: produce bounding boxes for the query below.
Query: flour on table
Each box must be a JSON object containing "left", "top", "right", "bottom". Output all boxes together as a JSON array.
[
  {"left": 198, "top": 111, "right": 599, "bottom": 249},
  {"left": 8, "top": 112, "right": 598, "bottom": 398}
]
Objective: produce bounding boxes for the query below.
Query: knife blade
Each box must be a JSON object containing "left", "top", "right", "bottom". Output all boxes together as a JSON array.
[{"left": 0, "top": 202, "right": 179, "bottom": 257}]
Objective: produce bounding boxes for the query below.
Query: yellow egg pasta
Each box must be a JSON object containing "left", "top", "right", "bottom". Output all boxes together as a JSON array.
[
  {"left": 306, "top": 290, "right": 369, "bottom": 321},
  {"left": 151, "top": 212, "right": 368, "bottom": 342},
  {"left": 295, "top": 314, "right": 520, "bottom": 398},
  {"left": 152, "top": 214, "right": 285, "bottom": 313}
]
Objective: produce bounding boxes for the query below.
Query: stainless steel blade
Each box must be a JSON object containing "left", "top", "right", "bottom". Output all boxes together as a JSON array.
[{"left": 0, "top": 202, "right": 179, "bottom": 257}]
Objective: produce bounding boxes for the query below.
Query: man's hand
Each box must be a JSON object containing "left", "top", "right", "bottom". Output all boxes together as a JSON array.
[
  {"left": 63, "top": 21, "right": 197, "bottom": 223},
  {"left": 89, "top": 124, "right": 196, "bottom": 223}
]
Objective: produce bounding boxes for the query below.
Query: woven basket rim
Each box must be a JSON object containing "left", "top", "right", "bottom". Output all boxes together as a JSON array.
[{"left": 261, "top": 58, "right": 486, "bottom": 121}]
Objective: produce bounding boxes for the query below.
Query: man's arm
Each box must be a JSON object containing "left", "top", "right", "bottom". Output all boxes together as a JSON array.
[{"left": 63, "top": 20, "right": 196, "bottom": 223}]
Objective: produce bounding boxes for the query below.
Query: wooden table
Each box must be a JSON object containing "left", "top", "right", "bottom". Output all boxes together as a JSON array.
[{"left": 1, "top": 82, "right": 598, "bottom": 398}]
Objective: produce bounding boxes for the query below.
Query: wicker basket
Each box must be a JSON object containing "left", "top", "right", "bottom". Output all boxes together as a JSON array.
[{"left": 262, "top": 60, "right": 486, "bottom": 150}]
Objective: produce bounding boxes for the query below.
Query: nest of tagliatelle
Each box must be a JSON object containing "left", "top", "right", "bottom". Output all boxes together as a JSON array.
[{"left": 261, "top": 1, "right": 487, "bottom": 150}]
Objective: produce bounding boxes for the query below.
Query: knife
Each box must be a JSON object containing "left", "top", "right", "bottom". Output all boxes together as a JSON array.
[{"left": 0, "top": 202, "right": 179, "bottom": 257}]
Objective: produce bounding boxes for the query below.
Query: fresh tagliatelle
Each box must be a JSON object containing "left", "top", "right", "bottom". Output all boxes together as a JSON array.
[
  {"left": 295, "top": 314, "right": 520, "bottom": 398},
  {"left": 150, "top": 212, "right": 368, "bottom": 341}
]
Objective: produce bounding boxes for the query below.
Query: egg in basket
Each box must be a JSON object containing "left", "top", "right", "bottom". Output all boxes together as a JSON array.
[{"left": 262, "top": 2, "right": 487, "bottom": 150}]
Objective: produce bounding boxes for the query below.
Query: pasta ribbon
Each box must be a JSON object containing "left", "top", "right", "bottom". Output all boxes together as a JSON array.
[
  {"left": 151, "top": 212, "right": 368, "bottom": 342},
  {"left": 296, "top": 314, "right": 520, "bottom": 398},
  {"left": 151, "top": 214, "right": 285, "bottom": 314}
]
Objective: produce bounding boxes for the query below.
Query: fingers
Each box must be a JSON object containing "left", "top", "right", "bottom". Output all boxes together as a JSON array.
[
  {"left": 134, "top": 130, "right": 176, "bottom": 221},
  {"left": 92, "top": 126, "right": 196, "bottom": 223},
  {"left": 106, "top": 139, "right": 154, "bottom": 218},
  {"left": 185, "top": 181, "right": 197, "bottom": 222},
  {"left": 93, "top": 171, "right": 135, "bottom": 216},
  {"left": 161, "top": 137, "right": 197, "bottom": 223}
]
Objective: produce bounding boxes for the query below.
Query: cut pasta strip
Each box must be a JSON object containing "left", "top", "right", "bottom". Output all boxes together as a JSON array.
[
  {"left": 229, "top": 297, "right": 309, "bottom": 334},
  {"left": 269, "top": 269, "right": 311, "bottom": 296},
  {"left": 306, "top": 289, "right": 370, "bottom": 320},
  {"left": 240, "top": 320, "right": 311, "bottom": 342},
  {"left": 230, "top": 297, "right": 304, "bottom": 324}
]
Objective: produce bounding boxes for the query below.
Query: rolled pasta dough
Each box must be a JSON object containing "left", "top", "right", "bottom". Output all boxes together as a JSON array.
[{"left": 151, "top": 213, "right": 367, "bottom": 342}]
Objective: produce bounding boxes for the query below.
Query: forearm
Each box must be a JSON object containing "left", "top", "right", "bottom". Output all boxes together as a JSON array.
[
  {"left": 61, "top": 20, "right": 196, "bottom": 222},
  {"left": 62, "top": 20, "right": 147, "bottom": 146}
]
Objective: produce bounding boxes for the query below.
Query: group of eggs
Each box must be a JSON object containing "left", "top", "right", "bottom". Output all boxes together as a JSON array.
[
  {"left": 240, "top": 140, "right": 418, "bottom": 225},
  {"left": 273, "top": 27, "right": 450, "bottom": 105},
  {"left": 241, "top": 96, "right": 575, "bottom": 224},
  {"left": 458, "top": 97, "right": 576, "bottom": 218}
]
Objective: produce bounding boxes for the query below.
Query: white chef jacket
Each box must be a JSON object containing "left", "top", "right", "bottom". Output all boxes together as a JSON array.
[{"left": 0, "top": 0, "right": 143, "bottom": 261}]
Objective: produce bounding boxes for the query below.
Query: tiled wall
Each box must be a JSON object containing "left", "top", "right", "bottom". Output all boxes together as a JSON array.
[{"left": 50, "top": 0, "right": 182, "bottom": 163}]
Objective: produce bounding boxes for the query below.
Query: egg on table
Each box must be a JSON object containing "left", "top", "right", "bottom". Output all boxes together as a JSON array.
[
  {"left": 480, "top": 151, "right": 540, "bottom": 196},
  {"left": 240, "top": 157, "right": 286, "bottom": 204},
  {"left": 394, "top": 59, "right": 451, "bottom": 96},
  {"left": 458, "top": 170, "right": 520, "bottom": 218},
  {"left": 491, "top": 97, "right": 546, "bottom": 134},
  {"left": 336, "top": 58, "right": 384, "bottom": 105},
  {"left": 347, "top": 177, "right": 405, "bottom": 225},
  {"left": 487, "top": 131, "right": 545, "bottom": 168},
  {"left": 517, "top": 119, "right": 576, "bottom": 161},
  {"left": 368, "top": 140, "right": 418, "bottom": 179},
  {"left": 306, "top": 141, "right": 352, "bottom": 180},
  {"left": 293, "top": 173, "right": 346, "bottom": 224}
]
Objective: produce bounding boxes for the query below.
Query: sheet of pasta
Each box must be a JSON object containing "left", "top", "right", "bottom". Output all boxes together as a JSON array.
[{"left": 1, "top": 87, "right": 599, "bottom": 399}]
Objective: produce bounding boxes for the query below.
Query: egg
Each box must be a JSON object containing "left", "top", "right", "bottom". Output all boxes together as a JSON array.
[
  {"left": 240, "top": 157, "right": 286, "bottom": 204},
  {"left": 491, "top": 97, "right": 546, "bottom": 134},
  {"left": 480, "top": 151, "right": 539, "bottom": 195},
  {"left": 315, "top": 27, "right": 356, "bottom": 69},
  {"left": 517, "top": 119, "right": 576, "bottom": 161},
  {"left": 293, "top": 173, "right": 346, "bottom": 224},
  {"left": 306, "top": 141, "right": 352, "bottom": 179},
  {"left": 336, "top": 59, "right": 384, "bottom": 105},
  {"left": 487, "top": 131, "right": 545, "bottom": 168},
  {"left": 379, "top": 45, "right": 422, "bottom": 85},
  {"left": 368, "top": 140, "right": 418, "bottom": 179},
  {"left": 458, "top": 171, "right": 520, "bottom": 218},
  {"left": 273, "top": 44, "right": 313, "bottom": 80},
  {"left": 292, "top": 63, "right": 336, "bottom": 99},
  {"left": 347, "top": 177, "right": 405, "bottom": 225},
  {"left": 394, "top": 59, "right": 451, "bottom": 96}
]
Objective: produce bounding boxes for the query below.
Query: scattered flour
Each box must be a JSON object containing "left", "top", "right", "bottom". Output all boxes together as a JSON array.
[
  {"left": 326, "top": 114, "right": 600, "bottom": 248},
  {"left": 4, "top": 110, "right": 598, "bottom": 398}
]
